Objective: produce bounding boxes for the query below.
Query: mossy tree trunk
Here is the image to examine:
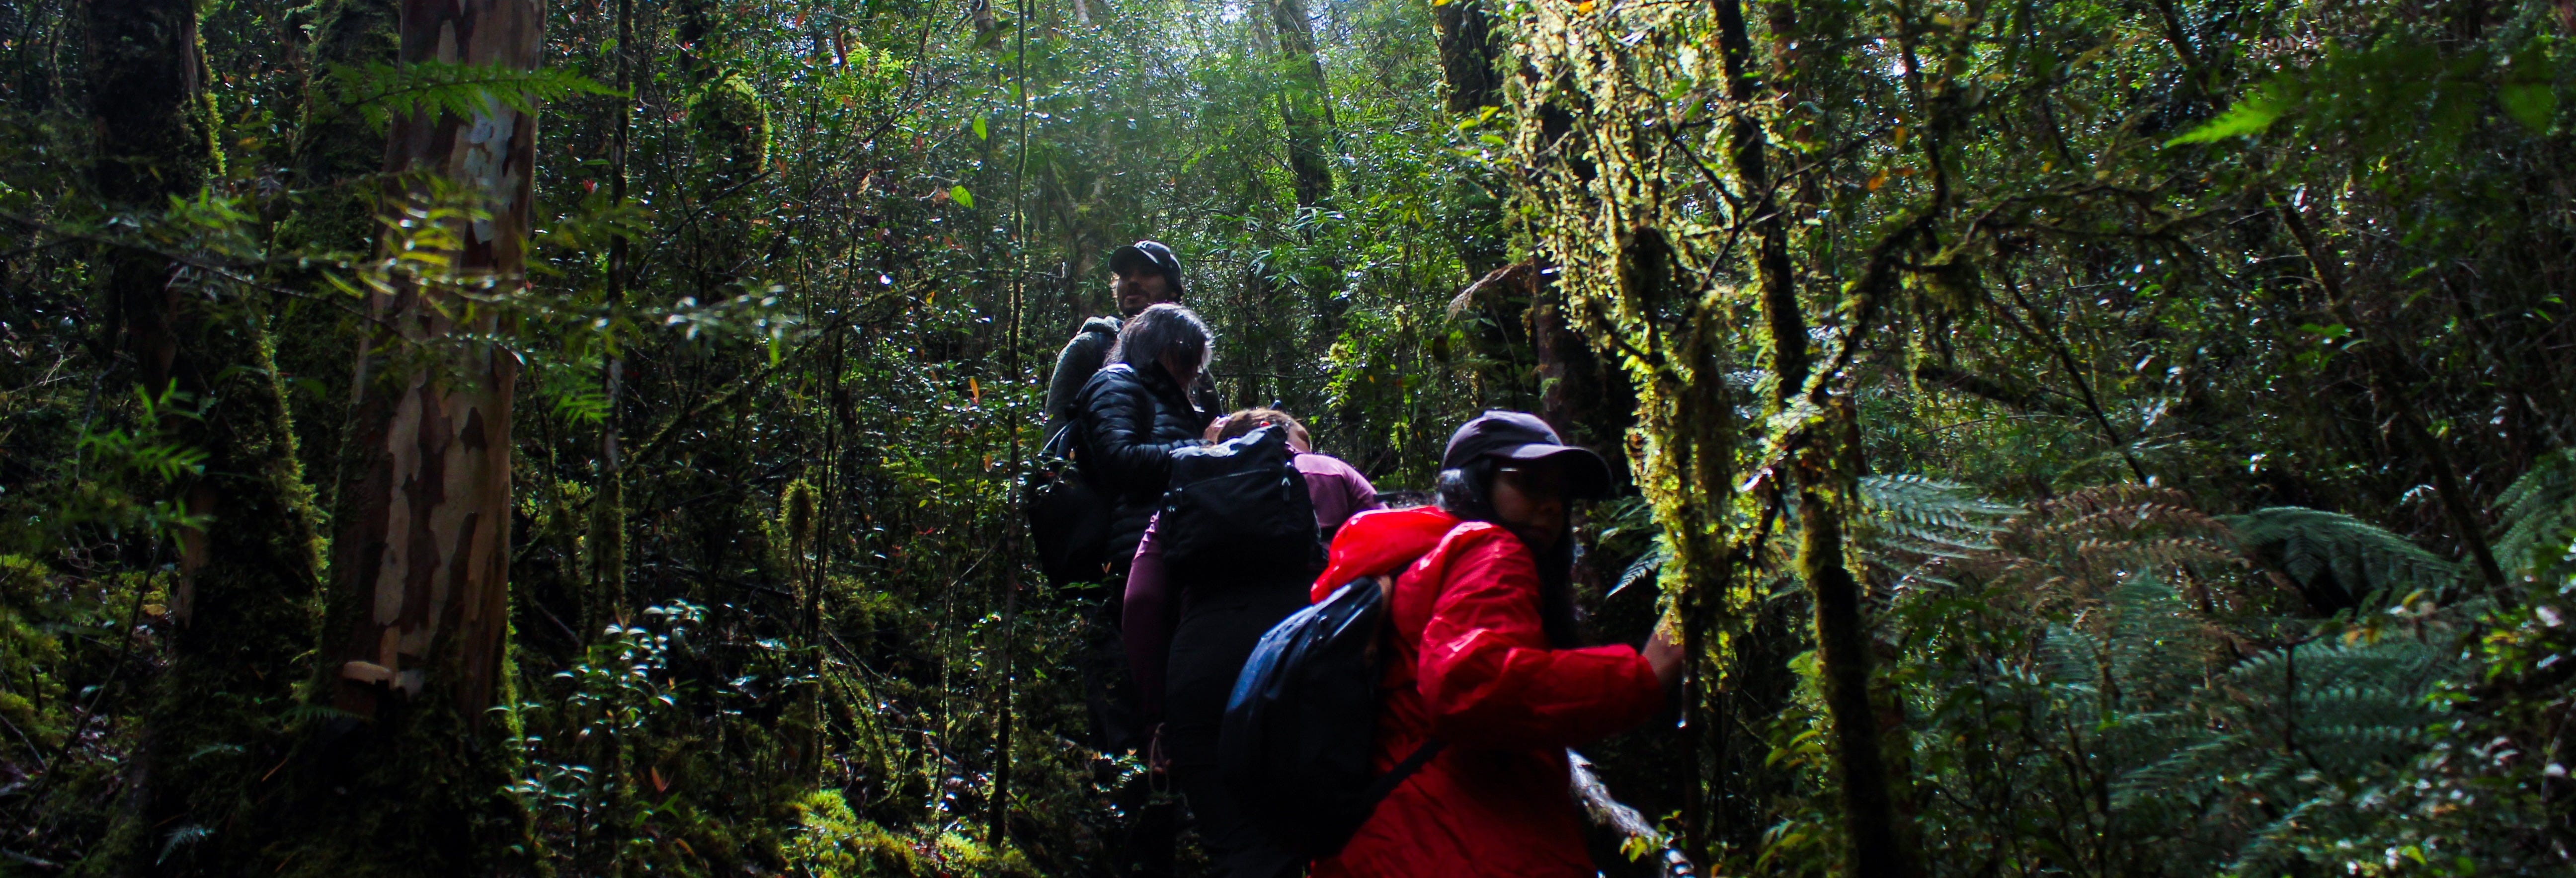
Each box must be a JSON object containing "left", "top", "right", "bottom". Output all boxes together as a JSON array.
[
  {"left": 279, "top": 0, "right": 543, "bottom": 871},
  {"left": 273, "top": 0, "right": 402, "bottom": 541},
  {"left": 1509, "top": 0, "right": 1942, "bottom": 870},
  {"left": 1265, "top": 0, "right": 1334, "bottom": 209},
  {"left": 281, "top": 0, "right": 401, "bottom": 258},
  {"left": 1430, "top": 0, "right": 1503, "bottom": 115},
  {"left": 83, "top": 0, "right": 332, "bottom": 872},
  {"left": 1505, "top": 14, "right": 1750, "bottom": 848}
]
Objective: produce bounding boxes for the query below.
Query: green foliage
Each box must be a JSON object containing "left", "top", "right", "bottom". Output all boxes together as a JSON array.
[
  {"left": 686, "top": 73, "right": 772, "bottom": 182},
  {"left": 2164, "top": 83, "right": 2294, "bottom": 146},
  {"left": 324, "top": 61, "right": 619, "bottom": 132},
  {"left": 6, "top": 0, "right": 2576, "bottom": 871},
  {"left": 2491, "top": 449, "right": 2576, "bottom": 576},
  {"left": 2223, "top": 508, "right": 2464, "bottom": 610},
  {"left": 1854, "top": 474, "right": 2019, "bottom": 581},
  {"left": 1872, "top": 507, "right": 2481, "bottom": 878}
]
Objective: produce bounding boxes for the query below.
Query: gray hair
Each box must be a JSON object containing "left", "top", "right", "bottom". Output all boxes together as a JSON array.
[{"left": 1109, "top": 303, "right": 1212, "bottom": 375}]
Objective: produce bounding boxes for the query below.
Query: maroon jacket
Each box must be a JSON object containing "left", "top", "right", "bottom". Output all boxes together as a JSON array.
[{"left": 1124, "top": 452, "right": 1379, "bottom": 718}]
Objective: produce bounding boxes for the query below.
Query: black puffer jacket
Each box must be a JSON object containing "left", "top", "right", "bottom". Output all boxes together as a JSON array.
[{"left": 1075, "top": 362, "right": 1213, "bottom": 564}]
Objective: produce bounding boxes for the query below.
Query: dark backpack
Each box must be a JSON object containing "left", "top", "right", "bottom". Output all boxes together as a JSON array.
[
  {"left": 1157, "top": 425, "right": 1320, "bottom": 579},
  {"left": 1219, "top": 576, "right": 1444, "bottom": 859},
  {"left": 1028, "top": 425, "right": 1113, "bottom": 583},
  {"left": 1026, "top": 321, "right": 1120, "bottom": 583}
]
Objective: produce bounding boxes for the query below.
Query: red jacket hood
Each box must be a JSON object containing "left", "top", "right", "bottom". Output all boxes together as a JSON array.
[{"left": 1312, "top": 506, "right": 1459, "bottom": 603}]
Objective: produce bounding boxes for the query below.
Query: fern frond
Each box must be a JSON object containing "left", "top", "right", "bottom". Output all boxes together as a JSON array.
[
  {"left": 1609, "top": 536, "right": 1668, "bottom": 599},
  {"left": 2035, "top": 623, "right": 2105, "bottom": 687},
  {"left": 328, "top": 62, "right": 619, "bottom": 132},
  {"left": 2492, "top": 448, "right": 2576, "bottom": 577},
  {"left": 2228, "top": 789, "right": 2337, "bottom": 874},
  {"left": 1858, "top": 475, "right": 2020, "bottom": 591},
  {"left": 2220, "top": 507, "right": 2462, "bottom": 610},
  {"left": 1860, "top": 475, "right": 2021, "bottom": 530}
]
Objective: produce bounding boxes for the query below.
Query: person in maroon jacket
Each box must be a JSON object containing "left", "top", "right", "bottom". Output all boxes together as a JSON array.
[{"left": 1308, "top": 410, "right": 1684, "bottom": 878}]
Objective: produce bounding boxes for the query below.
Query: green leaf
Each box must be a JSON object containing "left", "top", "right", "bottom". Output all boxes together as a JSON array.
[
  {"left": 948, "top": 185, "right": 975, "bottom": 208},
  {"left": 2166, "top": 86, "right": 2291, "bottom": 146},
  {"left": 2501, "top": 82, "right": 2557, "bottom": 132},
  {"left": 973, "top": 115, "right": 990, "bottom": 140}
]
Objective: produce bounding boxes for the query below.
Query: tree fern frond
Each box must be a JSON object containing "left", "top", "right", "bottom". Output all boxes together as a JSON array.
[
  {"left": 2111, "top": 735, "right": 2248, "bottom": 810},
  {"left": 2221, "top": 507, "right": 2462, "bottom": 610},
  {"left": 2036, "top": 623, "right": 2104, "bottom": 687},
  {"left": 1858, "top": 475, "right": 2020, "bottom": 590},
  {"left": 2492, "top": 448, "right": 2576, "bottom": 577},
  {"left": 2229, "top": 790, "right": 2338, "bottom": 874},
  {"left": 1860, "top": 475, "right": 2021, "bottom": 528},
  {"left": 1609, "top": 536, "right": 1668, "bottom": 599}
]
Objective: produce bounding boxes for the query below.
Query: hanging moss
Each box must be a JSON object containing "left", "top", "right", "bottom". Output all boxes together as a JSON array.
[{"left": 778, "top": 479, "right": 819, "bottom": 567}]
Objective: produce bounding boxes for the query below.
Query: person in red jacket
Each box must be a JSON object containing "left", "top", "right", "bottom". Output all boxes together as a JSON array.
[{"left": 1309, "top": 410, "right": 1684, "bottom": 878}]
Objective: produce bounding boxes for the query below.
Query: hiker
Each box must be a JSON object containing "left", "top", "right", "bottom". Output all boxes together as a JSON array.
[
  {"left": 1044, "top": 240, "right": 1213, "bottom": 447},
  {"left": 1124, "top": 408, "right": 1381, "bottom": 878},
  {"left": 1070, "top": 302, "right": 1218, "bottom": 757},
  {"left": 1305, "top": 410, "right": 1685, "bottom": 878}
]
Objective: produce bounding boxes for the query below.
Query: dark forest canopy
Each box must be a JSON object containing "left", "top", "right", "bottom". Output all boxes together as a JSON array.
[{"left": 1, "top": 0, "right": 2573, "bottom": 873}]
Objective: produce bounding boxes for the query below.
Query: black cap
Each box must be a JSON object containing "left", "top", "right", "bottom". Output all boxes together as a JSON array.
[
  {"left": 1440, "top": 410, "right": 1613, "bottom": 499},
  {"left": 1108, "top": 240, "right": 1186, "bottom": 297}
]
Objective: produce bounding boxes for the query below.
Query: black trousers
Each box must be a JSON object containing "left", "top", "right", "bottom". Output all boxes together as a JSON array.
[
  {"left": 1075, "top": 572, "right": 1178, "bottom": 877},
  {"left": 1162, "top": 582, "right": 1311, "bottom": 878},
  {"left": 1081, "top": 585, "right": 1144, "bottom": 753}
]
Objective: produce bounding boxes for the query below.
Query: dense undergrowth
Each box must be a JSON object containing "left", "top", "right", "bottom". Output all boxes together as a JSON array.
[{"left": 2, "top": 0, "right": 2574, "bottom": 874}]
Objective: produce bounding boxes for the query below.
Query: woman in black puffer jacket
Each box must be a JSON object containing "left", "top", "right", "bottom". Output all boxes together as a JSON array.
[
  {"left": 1070, "top": 303, "right": 1215, "bottom": 763},
  {"left": 1075, "top": 303, "right": 1216, "bottom": 569}
]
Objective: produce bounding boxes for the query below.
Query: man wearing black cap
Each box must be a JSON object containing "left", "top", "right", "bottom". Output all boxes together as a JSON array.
[
  {"left": 1036, "top": 242, "right": 1203, "bottom": 878},
  {"left": 1043, "top": 240, "right": 1204, "bottom": 446}
]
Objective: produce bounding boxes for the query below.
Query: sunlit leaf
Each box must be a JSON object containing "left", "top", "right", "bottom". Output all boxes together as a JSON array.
[{"left": 2167, "top": 84, "right": 2293, "bottom": 146}]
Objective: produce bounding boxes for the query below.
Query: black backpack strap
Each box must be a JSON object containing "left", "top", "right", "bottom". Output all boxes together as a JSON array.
[{"left": 1356, "top": 739, "right": 1444, "bottom": 810}]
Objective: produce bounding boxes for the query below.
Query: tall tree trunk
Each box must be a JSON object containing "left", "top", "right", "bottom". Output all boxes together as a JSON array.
[
  {"left": 590, "top": 0, "right": 634, "bottom": 642},
  {"left": 585, "top": 0, "right": 637, "bottom": 870},
  {"left": 1430, "top": 0, "right": 1503, "bottom": 113},
  {"left": 86, "top": 0, "right": 329, "bottom": 870},
  {"left": 283, "top": 0, "right": 542, "bottom": 870},
  {"left": 1713, "top": 0, "right": 1803, "bottom": 407},
  {"left": 1266, "top": 0, "right": 1334, "bottom": 208},
  {"left": 1428, "top": 0, "right": 1515, "bottom": 278},
  {"left": 282, "top": 0, "right": 402, "bottom": 257},
  {"left": 276, "top": 0, "right": 402, "bottom": 543},
  {"left": 1787, "top": 397, "right": 1919, "bottom": 878}
]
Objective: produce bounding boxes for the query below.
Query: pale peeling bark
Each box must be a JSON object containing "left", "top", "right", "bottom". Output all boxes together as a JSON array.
[
  {"left": 329, "top": 0, "right": 538, "bottom": 720},
  {"left": 274, "top": 0, "right": 540, "bottom": 873}
]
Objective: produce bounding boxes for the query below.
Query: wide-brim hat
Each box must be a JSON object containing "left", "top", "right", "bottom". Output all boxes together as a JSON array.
[{"left": 1440, "top": 410, "right": 1612, "bottom": 499}]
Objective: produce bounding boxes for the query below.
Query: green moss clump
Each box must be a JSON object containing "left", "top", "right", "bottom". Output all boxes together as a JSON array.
[
  {"left": 785, "top": 790, "right": 1036, "bottom": 877},
  {"left": 687, "top": 74, "right": 772, "bottom": 183},
  {"left": 788, "top": 790, "right": 923, "bottom": 877}
]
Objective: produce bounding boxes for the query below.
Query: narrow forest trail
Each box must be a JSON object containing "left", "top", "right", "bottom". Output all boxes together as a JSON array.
[{"left": 0, "top": 0, "right": 2572, "bottom": 875}]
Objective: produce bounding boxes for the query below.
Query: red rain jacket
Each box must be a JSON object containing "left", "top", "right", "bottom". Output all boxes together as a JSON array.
[{"left": 1307, "top": 506, "right": 1666, "bottom": 878}]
